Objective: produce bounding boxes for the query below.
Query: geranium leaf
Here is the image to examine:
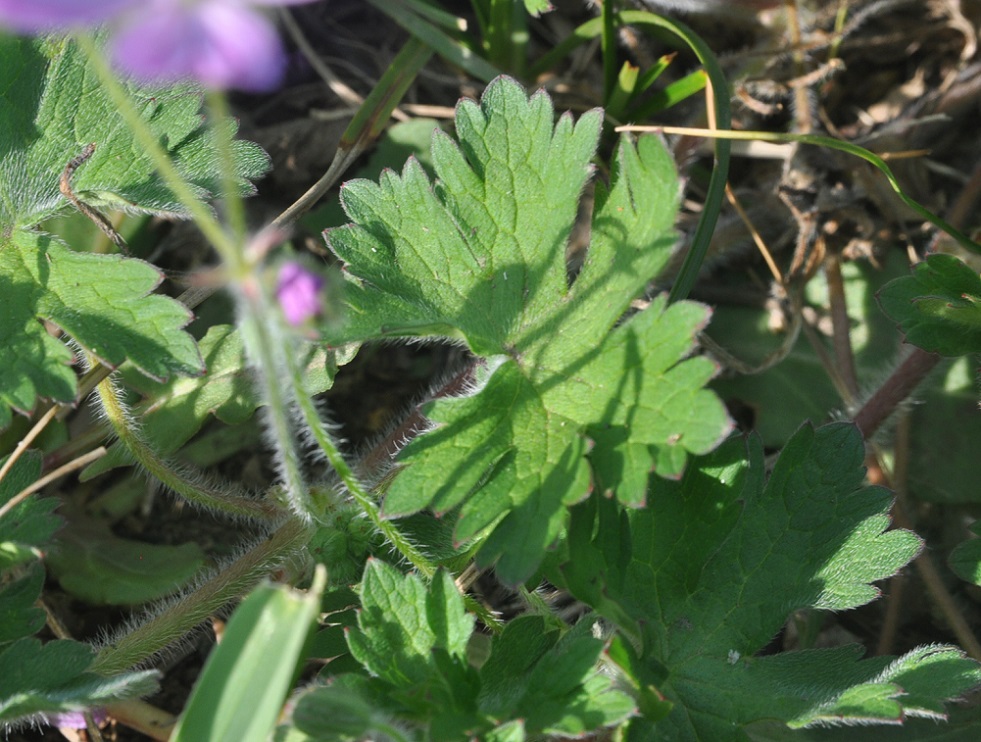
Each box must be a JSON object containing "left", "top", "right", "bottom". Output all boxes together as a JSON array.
[
  {"left": 562, "top": 422, "right": 981, "bottom": 738},
  {"left": 0, "top": 231, "right": 202, "bottom": 425},
  {"left": 324, "top": 75, "right": 731, "bottom": 582},
  {"left": 0, "top": 34, "right": 269, "bottom": 428}
]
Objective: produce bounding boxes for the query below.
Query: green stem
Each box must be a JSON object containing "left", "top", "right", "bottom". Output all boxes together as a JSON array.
[
  {"left": 277, "top": 325, "right": 503, "bottom": 633},
  {"left": 235, "top": 285, "right": 319, "bottom": 521},
  {"left": 205, "top": 90, "right": 247, "bottom": 245},
  {"left": 92, "top": 518, "right": 312, "bottom": 674},
  {"left": 96, "top": 374, "right": 275, "bottom": 521},
  {"left": 75, "top": 33, "right": 242, "bottom": 271}
]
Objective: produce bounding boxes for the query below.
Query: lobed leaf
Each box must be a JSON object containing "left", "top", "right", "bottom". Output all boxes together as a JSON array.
[
  {"left": 561, "top": 422, "right": 979, "bottom": 738},
  {"left": 290, "top": 561, "right": 631, "bottom": 740},
  {"left": 0, "top": 231, "right": 203, "bottom": 426},
  {"left": 0, "top": 34, "right": 269, "bottom": 428},
  {"left": 324, "top": 75, "right": 731, "bottom": 582},
  {"left": 346, "top": 560, "right": 473, "bottom": 687},
  {"left": 0, "top": 35, "right": 267, "bottom": 228}
]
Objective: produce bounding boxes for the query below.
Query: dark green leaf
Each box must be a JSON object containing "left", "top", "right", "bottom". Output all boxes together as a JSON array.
[
  {"left": 563, "top": 423, "right": 975, "bottom": 738},
  {"left": 878, "top": 254, "right": 981, "bottom": 356},
  {"left": 46, "top": 508, "right": 205, "bottom": 605}
]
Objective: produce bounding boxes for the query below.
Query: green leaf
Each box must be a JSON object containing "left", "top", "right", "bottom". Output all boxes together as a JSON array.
[
  {"left": 0, "top": 638, "right": 158, "bottom": 725},
  {"left": 0, "top": 35, "right": 267, "bottom": 228},
  {"left": 346, "top": 560, "right": 473, "bottom": 686},
  {"left": 289, "top": 684, "right": 394, "bottom": 741},
  {"left": 172, "top": 571, "right": 325, "bottom": 742},
  {"left": 562, "top": 423, "right": 977, "bottom": 738},
  {"left": 878, "top": 254, "right": 981, "bottom": 356},
  {"left": 478, "top": 616, "right": 635, "bottom": 735},
  {"left": 45, "top": 507, "right": 205, "bottom": 605},
  {"left": 0, "top": 451, "right": 61, "bottom": 569},
  {"left": 294, "top": 562, "right": 630, "bottom": 740},
  {"left": 324, "top": 75, "right": 730, "bottom": 582},
  {"left": 949, "top": 520, "right": 981, "bottom": 585},
  {"left": 0, "top": 34, "right": 270, "bottom": 428},
  {"left": 0, "top": 231, "right": 203, "bottom": 426},
  {"left": 0, "top": 452, "right": 59, "bottom": 650},
  {"left": 0, "top": 566, "right": 45, "bottom": 645}
]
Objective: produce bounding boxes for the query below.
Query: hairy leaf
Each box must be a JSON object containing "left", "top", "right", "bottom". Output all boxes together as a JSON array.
[
  {"left": 0, "top": 35, "right": 267, "bottom": 228},
  {"left": 562, "top": 423, "right": 979, "bottom": 738},
  {"left": 292, "top": 560, "right": 631, "bottom": 740},
  {"left": 0, "top": 35, "right": 269, "bottom": 428},
  {"left": 324, "top": 75, "right": 731, "bottom": 582},
  {"left": 0, "top": 232, "right": 202, "bottom": 426}
]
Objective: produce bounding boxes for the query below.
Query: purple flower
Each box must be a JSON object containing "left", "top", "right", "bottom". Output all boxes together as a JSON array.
[
  {"left": 0, "top": 0, "right": 134, "bottom": 31},
  {"left": 0, "top": 0, "right": 316, "bottom": 92},
  {"left": 277, "top": 261, "right": 324, "bottom": 325}
]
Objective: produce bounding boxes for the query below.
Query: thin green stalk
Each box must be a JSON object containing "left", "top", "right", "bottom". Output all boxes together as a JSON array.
[
  {"left": 601, "top": 0, "right": 618, "bottom": 102},
  {"left": 272, "top": 37, "right": 433, "bottom": 230},
  {"left": 205, "top": 90, "right": 247, "bottom": 244},
  {"left": 75, "top": 33, "right": 242, "bottom": 271},
  {"left": 619, "top": 124, "right": 981, "bottom": 256},
  {"left": 92, "top": 517, "right": 312, "bottom": 674},
  {"left": 96, "top": 374, "right": 275, "bottom": 521},
  {"left": 366, "top": 0, "right": 501, "bottom": 83},
  {"left": 486, "top": 0, "right": 527, "bottom": 75},
  {"left": 277, "top": 331, "right": 503, "bottom": 633},
  {"left": 235, "top": 285, "right": 326, "bottom": 522}
]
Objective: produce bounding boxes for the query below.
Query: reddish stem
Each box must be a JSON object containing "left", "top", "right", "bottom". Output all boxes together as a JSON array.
[{"left": 852, "top": 347, "right": 942, "bottom": 439}]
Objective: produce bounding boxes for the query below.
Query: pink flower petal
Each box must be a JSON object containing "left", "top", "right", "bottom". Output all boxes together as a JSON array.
[
  {"left": 194, "top": 3, "right": 288, "bottom": 91},
  {"left": 111, "top": 1, "right": 289, "bottom": 91},
  {"left": 277, "top": 262, "right": 325, "bottom": 325}
]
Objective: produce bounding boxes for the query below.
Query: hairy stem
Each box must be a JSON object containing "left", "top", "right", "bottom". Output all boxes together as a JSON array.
[
  {"left": 281, "top": 339, "right": 504, "bottom": 633},
  {"left": 96, "top": 374, "right": 275, "bottom": 521},
  {"left": 92, "top": 517, "right": 312, "bottom": 675},
  {"left": 852, "top": 348, "right": 942, "bottom": 439},
  {"left": 235, "top": 285, "right": 322, "bottom": 522}
]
